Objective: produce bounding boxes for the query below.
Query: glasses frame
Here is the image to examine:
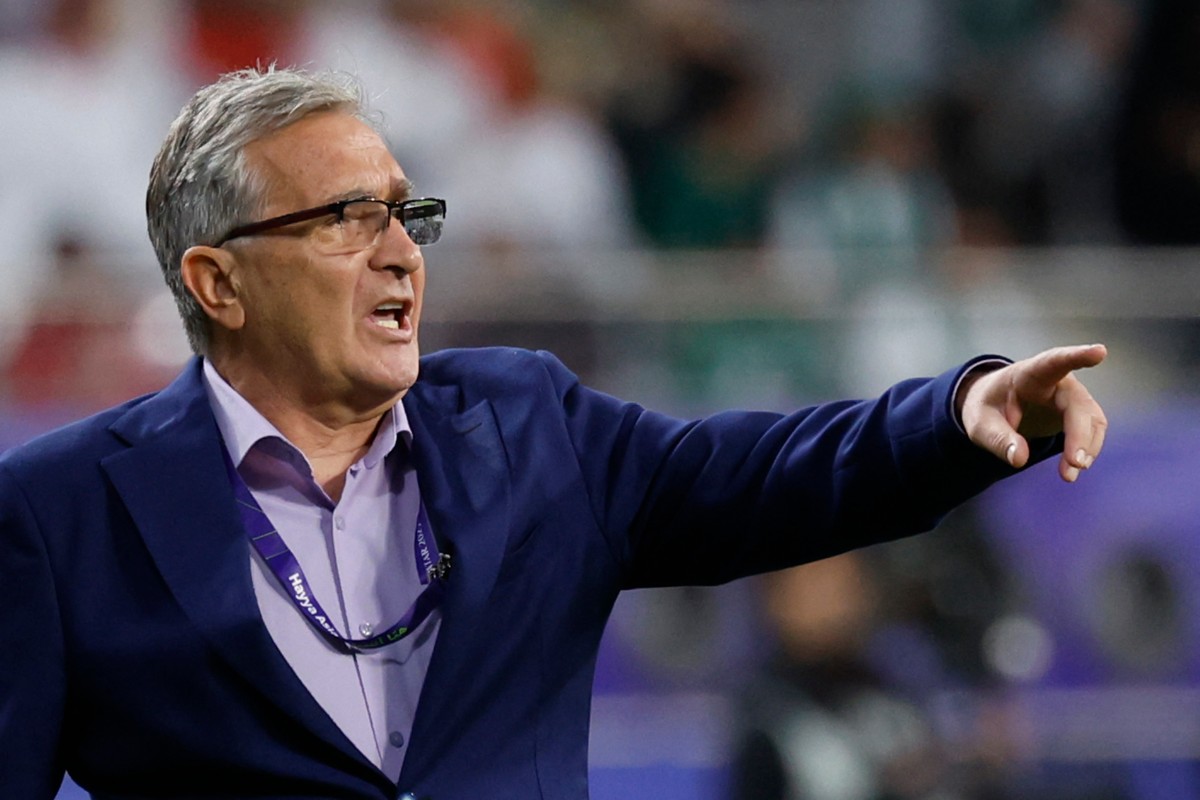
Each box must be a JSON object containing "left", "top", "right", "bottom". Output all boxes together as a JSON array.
[{"left": 215, "top": 196, "right": 447, "bottom": 248}]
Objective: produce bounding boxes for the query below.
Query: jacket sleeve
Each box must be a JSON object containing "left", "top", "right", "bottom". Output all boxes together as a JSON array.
[
  {"left": 535, "top": 351, "right": 1047, "bottom": 589},
  {"left": 0, "top": 464, "right": 68, "bottom": 799}
]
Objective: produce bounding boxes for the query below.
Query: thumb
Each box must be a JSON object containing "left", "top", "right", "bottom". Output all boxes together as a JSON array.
[{"left": 970, "top": 406, "right": 1030, "bottom": 468}]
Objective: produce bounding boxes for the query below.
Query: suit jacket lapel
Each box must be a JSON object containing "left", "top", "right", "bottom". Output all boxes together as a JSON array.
[
  {"left": 101, "top": 360, "right": 379, "bottom": 781},
  {"left": 399, "top": 382, "right": 512, "bottom": 783}
]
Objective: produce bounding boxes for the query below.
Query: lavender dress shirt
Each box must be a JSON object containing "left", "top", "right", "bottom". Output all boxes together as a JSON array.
[{"left": 201, "top": 360, "right": 439, "bottom": 782}]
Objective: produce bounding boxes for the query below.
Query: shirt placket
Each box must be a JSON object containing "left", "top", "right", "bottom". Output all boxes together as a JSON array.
[{"left": 330, "top": 455, "right": 420, "bottom": 771}]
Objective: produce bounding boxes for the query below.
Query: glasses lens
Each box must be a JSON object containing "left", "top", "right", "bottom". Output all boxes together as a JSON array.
[
  {"left": 326, "top": 200, "right": 390, "bottom": 253},
  {"left": 401, "top": 199, "right": 445, "bottom": 245}
]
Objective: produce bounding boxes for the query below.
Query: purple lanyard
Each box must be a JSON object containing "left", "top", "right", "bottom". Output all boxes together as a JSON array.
[{"left": 222, "top": 449, "right": 450, "bottom": 653}]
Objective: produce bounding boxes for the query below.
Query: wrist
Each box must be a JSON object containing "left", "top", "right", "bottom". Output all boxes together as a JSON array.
[{"left": 952, "top": 357, "right": 1011, "bottom": 432}]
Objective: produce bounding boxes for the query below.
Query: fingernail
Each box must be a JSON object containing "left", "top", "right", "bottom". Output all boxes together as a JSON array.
[
  {"left": 1065, "top": 466, "right": 1080, "bottom": 482},
  {"left": 1006, "top": 442, "right": 1018, "bottom": 466},
  {"left": 1075, "top": 448, "right": 1088, "bottom": 467}
]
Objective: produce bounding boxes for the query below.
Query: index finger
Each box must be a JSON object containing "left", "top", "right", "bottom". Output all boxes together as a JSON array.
[{"left": 1032, "top": 343, "right": 1108, "bottom": 377}]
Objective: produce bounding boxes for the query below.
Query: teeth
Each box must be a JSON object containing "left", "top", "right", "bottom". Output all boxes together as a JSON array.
[{"left": 372, "top": 301, "right": 407, "bottom": 331}]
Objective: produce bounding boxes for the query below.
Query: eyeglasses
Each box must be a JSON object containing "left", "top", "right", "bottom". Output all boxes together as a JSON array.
[{"left": 216, "top": 197, "right": 446, "bottom": 253}]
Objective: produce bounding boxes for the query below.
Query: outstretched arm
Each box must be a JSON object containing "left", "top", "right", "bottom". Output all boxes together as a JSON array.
[{"left": 958, "top": 344, "right": 1108, "bottom": 482}]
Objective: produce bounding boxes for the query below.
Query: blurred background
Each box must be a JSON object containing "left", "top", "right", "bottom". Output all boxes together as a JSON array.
[{"left": 1, "top": 0, "right": 1198, "bottom": 797}]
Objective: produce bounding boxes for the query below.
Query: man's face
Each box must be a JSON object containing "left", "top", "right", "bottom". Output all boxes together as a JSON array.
[{"left": 228, "top": 111, "right": 426, "bottom": 412}]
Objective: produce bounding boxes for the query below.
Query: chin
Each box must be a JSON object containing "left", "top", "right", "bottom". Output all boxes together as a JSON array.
[
  {"left": 350, "top": 344, "right": 421, "bottom": 402},
  {"left": 384, "top": 353, "right": 421, "bottom": 395}
]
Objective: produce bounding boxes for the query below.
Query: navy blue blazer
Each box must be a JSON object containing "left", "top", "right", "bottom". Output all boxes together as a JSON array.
[{"left": 0, "top": 348, "right": 1028, "bottom": 799}]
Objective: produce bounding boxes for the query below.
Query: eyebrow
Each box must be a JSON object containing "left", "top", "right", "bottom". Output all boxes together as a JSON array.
[
  {"left": 325, "top": 178, "right": 415, "bottom": 205},
  {"left": 392, "top": 177, "right": 415, "bottom": 201}
]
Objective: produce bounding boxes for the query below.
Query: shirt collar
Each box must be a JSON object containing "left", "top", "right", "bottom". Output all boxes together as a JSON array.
[{"left": 200, "top": 358, "right": 412, "bottom": 472}]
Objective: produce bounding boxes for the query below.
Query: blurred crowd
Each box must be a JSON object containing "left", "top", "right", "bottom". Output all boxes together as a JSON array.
[
  {"left": 1, "top": 0, "right": 1194, "bottom": 412},
  {"left": 3, "top": 2, "right": 1199, "bottom": 799}
]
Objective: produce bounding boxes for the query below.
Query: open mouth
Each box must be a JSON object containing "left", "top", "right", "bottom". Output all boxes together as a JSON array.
[{"left": 371, "top": 302, "right": 410, "bottom": 330}]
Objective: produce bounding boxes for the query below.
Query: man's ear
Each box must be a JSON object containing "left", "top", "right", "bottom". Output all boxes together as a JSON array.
[{"left": 180, "top": 245, "right": 246, "bottom": 333}]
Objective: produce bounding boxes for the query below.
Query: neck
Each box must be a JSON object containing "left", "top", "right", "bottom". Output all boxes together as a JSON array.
[
  {"left": 209, "top": 356, "right": 394, "bottom": 500},
  {"left": 277, "top": 410, "right": 382, "bottom": 501}
]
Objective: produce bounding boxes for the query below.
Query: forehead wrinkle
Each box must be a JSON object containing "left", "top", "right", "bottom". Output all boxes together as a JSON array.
[{"left": 244, "top": 115, "right": 409, "bottom": 211}]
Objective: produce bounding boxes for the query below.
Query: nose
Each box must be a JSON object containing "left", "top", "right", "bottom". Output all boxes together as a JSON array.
[{"left": 369, "top": 216, "right": 422, "bottom": 275}]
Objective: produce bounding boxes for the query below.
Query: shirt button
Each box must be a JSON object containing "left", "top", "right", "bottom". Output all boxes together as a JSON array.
[
  {"left": 359, "top": 622, "right": 373, "bottom": 637},
  {"left": 334, "top": 516, "right": 345, "bottom": 530},
  {"left": 389, "top": 731, "right": 406, "bottom": 748}
]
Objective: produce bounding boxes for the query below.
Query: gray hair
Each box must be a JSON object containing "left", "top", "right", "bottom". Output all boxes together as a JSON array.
[{"left": 146, "top": 66, "right": 375, "bottom": 354}]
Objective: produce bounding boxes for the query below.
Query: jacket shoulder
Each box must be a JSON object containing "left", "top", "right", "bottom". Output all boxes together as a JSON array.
[
  {"left": 416, "top": 347, "right": 577, "bottom": 398},
  {"left": 0, "top": 394, "right": 153, "bottom": 479}
]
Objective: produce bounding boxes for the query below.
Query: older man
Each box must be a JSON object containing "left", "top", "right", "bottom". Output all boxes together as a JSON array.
[{"left": 0, "top": 67, "right": 1106, "bottom": 800}]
